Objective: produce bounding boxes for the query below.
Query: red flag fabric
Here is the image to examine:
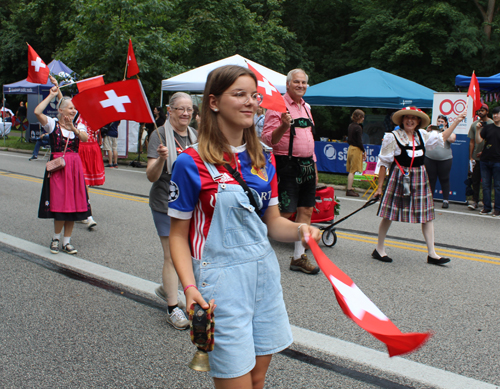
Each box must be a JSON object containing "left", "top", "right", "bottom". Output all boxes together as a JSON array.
[
  {"left": 247, "top": 62, "right": 286, "bottom": 113},
  {"left": 467, "top": 72, "right": 481, "bottom": 114},
  {"left": 26, "top": 44, "right": 50, "bottom": 84},
  {"left": 126, "top": 39, "right": 140, "bottom": 78},
  {"left": 76, "top": 75, "right": 105, "bottom": 93},
  {"left": 307, "top": 238, "right": 431, "bottom": 357},
  {"left": 72, "top": 79, "right": 154, "bottom": 130}
]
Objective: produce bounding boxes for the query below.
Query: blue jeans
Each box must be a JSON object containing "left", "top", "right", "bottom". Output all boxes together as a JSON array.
[
  {"left": 33, "top": 137, "right": 49, "bottom": 157},
  {"left": 480, "top": 160, "right": 500, "bottom": 211}
]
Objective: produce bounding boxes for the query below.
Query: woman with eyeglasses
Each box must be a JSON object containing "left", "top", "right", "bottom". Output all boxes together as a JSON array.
[
  {"left": 35, "top": 83, "right": 90, "bottom": 255},
  {"left": 424, "top": 115, "right": 456, "bottom": 208},
  {"left": 146, "top": 92, "right": 198, "bottom": 330},
  {"left": 168, "top": 65, "right": 320, "bottom": 388}
]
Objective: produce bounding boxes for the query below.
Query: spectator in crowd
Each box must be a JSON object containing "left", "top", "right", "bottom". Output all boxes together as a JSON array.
[
  {"left": 346, "top": 109, "right": 366, "bottom": 197},
  {"left": 476, "top": 105, "right": 500, "bottom": 217},
  {"left": 103, "top": 121, "right": 120, "bottom": 168},
  {"left": 29, "top": 131, "right": 49, "bottom": 160},
  {"left": 467, "top": 103, "right": 492, "bottom": 210},
  {"left": 424, "top": 115, "right": 456, "bottom": 208},
  {"left": 254, "top": 106, "right": 265, "bottom": 138}
]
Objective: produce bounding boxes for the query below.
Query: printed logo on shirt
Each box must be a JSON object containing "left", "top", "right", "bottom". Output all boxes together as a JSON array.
[
  {"left": 216, "top": 173, "right": 234, "bottom": 183},
  {"left": 168, "top": 181, "right": 180, "bottom": 202},
  {"left": 251, "top": 166, "right": 268, "bottom": 182}
]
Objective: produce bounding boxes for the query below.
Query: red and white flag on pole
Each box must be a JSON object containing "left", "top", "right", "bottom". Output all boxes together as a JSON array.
[
  {"left": 72, "top": 79, "right": 154, "bottom": 130},
  {"left": 467, "top": 71, "right": 481, "bottom": 114},
  {"left": 76, "top": 75, "right": 105, "bottom": 93},
  {"left": 26, "top": 44, "right": 50, "bottom": 84},
  {"left": 307, "top": 238, "right": 431, "bottom": 357},
  {"left": 126, "top": 39, "right": 140, "bottom": 78},
  {"left": 247, "top": 62, "right": 286, "bottom": 113}
]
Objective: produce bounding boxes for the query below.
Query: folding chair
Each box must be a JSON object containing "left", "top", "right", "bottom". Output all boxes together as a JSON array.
[
  {"left": 18, "top": 118, "right": 29, "bottom": 143},
  {"left": 41, "top": 146, "right": 51, "bottom": 160},
  {"left": 354, "top": 161, "right": 379, "bottom": 200}
]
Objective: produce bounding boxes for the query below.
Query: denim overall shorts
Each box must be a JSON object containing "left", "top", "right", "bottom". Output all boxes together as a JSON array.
[{"left": 192, "top": 161, "right": 293, "bottom": 378}]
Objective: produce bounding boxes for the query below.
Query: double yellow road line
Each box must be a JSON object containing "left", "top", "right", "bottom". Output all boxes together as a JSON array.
[
  {"left": 337, "top": 231, "right": 500, "bottom": 265},
  {"left": 0, "top": 171, "right": 148, "bottom": 204},
  {"left": 4, "top": 170, "right": 500, "bottom": 265}
]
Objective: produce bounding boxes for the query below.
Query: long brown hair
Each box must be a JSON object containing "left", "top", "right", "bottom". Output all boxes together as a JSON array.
[{"left": 198, "top": 65, "right": 265, "bottom": 168}]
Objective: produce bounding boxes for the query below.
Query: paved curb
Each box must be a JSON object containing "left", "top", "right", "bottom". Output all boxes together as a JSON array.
[{"left": 1, "top": 231, "right": 498, "bottom": 389}]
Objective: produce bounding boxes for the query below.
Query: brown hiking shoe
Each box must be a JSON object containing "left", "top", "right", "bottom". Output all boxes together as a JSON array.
[
  {"left": 346, "top": 189, "right": 360, "bottom": 197},
  {"left": 290, "top": 254, "right": 320, "bottom": 274}
]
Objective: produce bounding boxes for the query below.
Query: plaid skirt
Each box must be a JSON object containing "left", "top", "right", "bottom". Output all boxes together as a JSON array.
[{"left": 377, "top": 165, "right": 435, "bottom": 223}]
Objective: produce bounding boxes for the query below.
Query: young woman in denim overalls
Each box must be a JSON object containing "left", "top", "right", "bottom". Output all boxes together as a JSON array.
[{"left": 168, "top": 65, "right": 321, "bottom": 388}]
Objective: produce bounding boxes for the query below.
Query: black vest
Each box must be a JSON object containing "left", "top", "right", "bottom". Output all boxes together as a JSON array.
[{"left": 393, "top": 130, "right": 426, "bottom": 168}]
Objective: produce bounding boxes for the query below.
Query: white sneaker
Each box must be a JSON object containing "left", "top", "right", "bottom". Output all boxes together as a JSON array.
[
  {"left": 88, "top": 219, "right": 97, "bottom": 230},
  {"left": 167, "top": 307, "right": 189, "bottom": 330}
]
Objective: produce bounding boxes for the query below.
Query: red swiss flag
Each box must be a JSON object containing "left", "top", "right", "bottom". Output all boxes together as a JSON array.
[
  {"left": 307, "top": 238, "right": 431, "bottom": 357},
  {"left": 247, "top": 62, "right": 286, "bottom": 113},
  {"left": 76, "top": 75, "right": 105, "bottom": 93},
  {"left": 126, "top": 39, "right": 140, "bottom": 78},
  {"left": 467, "top": 72, "right": 481, "bottom": 114},
  {"left": 72, "top": 79, "right": 154, "bottom": 130},
  {"left": 26, "top": 44, "right": 50, "bottom": 84}
]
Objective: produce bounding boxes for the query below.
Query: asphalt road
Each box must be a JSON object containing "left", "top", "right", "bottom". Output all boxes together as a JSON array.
[{"left": 1, "top": 150, "right": 499, "bottom": 389}]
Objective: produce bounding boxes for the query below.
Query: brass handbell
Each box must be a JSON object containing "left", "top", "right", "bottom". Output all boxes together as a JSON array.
[
  {"left": 188, "top": 303, "right": 213, "bottom": 372},
  {"left": 189, "top": 349, "right": 210, "bottom": 372}
]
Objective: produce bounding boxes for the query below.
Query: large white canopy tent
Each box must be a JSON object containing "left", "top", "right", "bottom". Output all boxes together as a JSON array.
[{"left": 160, "top": 54, "right": 287, "bottom": 105}]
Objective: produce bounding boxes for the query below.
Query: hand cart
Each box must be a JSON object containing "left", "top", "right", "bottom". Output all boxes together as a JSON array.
[{"left": 320, "top": 196, "right": 379, "bottom": 247}]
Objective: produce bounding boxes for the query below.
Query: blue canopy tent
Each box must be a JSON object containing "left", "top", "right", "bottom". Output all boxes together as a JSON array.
[
  {"left": 303, "top": 67, "right": 436, "bottom": 108},
  {"left": 455, "top": 73, "right": 500, "bottom": 92},
  {"left": 3, "top": 60, "right": 75, "bottom": 140}
]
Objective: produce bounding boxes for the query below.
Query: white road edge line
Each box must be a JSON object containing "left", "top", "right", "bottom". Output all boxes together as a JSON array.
[{"left": 1, "top": 231, "right": 497, "bottom": 389}]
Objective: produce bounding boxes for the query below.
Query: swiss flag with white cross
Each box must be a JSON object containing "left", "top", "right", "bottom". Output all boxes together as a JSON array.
[
  {"left": 247, "top": 62, "right": 287, "bottom": 113},
  {"left": 26, "top": 44, "right": 50, "bottom": 84},
  {"left": 72, "top": 79, "right": 154, "bottom": 130},
  {"left": 307, "top": 238, "right": 431, "bottom": 357}
]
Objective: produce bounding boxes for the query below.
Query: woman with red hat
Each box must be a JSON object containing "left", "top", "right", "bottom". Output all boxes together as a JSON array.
[{"left": 372, "top": 106, "right": 466, "bottom": 265}]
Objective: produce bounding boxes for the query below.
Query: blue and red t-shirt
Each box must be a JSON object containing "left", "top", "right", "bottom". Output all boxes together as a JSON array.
[{"left": 168, "top": 144, "right": 279, "bottom": 260}]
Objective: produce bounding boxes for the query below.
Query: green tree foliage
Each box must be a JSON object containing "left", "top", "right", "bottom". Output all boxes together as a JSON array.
[
  {"left": 56, "top": 0, "right": 190, "bottom": 104},
  {"left": 2, "top": 0, "right": 500, "bottom": 132},
  {"left": 172, "top": 0, "right": 303, "bottom": 73},
  {"left": 0, "top": 0, "right": 72, "bottom": 88}
]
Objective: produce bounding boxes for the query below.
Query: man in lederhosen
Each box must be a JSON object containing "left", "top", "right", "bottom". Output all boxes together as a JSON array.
[{"left": 262, "top": 69, "right": 319, "bottom": 274}]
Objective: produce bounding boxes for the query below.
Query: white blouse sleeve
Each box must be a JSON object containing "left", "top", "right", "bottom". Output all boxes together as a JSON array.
[
  {"left": 420, "top": 129, "right": 444, "bottom": 151},
  {"left": 377, "top": 132, "right": 399, "bottom": 169},
  {"left": 42, "top": 117, "right": 56, "bottom": 134}
]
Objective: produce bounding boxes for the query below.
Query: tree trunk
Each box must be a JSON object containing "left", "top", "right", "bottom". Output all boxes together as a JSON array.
[{"left": 472, "top": 0, "right": 496, "bottom": 40}]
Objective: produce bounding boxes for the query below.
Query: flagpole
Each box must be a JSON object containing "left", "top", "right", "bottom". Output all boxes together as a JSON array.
[{"left": 154, "top": 123, "right": 163, "bottom": 147}]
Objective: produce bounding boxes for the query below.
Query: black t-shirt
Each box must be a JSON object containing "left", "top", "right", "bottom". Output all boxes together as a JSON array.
[
  {"left": 17, "top": 106, "right": 27, "bottom": 117},
  {"left": 480, "top": 123, "right": 500, "bottom": 162}
]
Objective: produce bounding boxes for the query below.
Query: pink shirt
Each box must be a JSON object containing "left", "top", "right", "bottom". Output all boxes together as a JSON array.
[{"left": 262, "top": 92, "right": 316, "bottom": 161}]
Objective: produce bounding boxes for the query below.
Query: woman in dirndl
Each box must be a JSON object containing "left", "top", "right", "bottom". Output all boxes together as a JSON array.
[
  {"left": 77, "top": 115, "right": 105, "bottom": 229},
  {"left": 372, "top": 107, "right": 466, "bottom": 265},
  {"left": 35, "top": 85, "right": 90, "bottom": 255}
]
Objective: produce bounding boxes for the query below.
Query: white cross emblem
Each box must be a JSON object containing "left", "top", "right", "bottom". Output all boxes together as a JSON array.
[
  {"left": 100, "top": 90, "right": 131, "bottom": 113},
  {"left": 329, "top": 275, "right": 388, "bottom": 321},
  {"left": 258, "top": 77, "right": 277, "bottom": 96},
  {"left": 31, "top": 57, "right": 46, "bottom": 72}
]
